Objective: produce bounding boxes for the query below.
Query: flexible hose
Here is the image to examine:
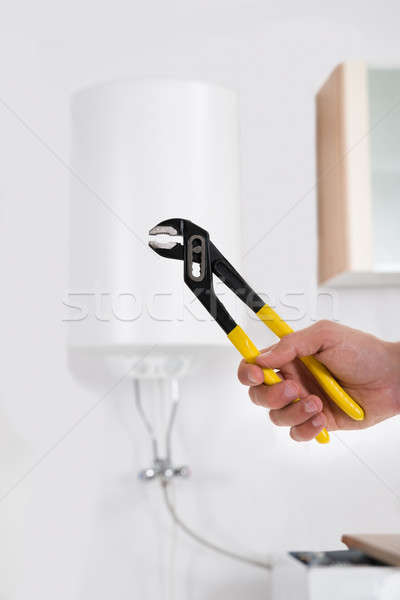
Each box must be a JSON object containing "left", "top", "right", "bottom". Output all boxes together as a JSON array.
[{"left": 161, "top": 481, "right": 272, "bottom": 571}]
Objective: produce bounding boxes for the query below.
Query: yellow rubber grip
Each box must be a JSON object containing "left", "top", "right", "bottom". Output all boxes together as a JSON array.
[
  {"left": 227, "top": 325, "right": 330, "bottom": 444},
  {"left": 256, "top": 305, "right": 364, "bottom": 421},
  {"left": 227, "top": 325, "right": 281, "bottom": 384}
]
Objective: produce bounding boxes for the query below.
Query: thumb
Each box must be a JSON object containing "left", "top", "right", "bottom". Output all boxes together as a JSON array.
[{"left": 255, "top": 321, "right": 337, "bottom": 370}]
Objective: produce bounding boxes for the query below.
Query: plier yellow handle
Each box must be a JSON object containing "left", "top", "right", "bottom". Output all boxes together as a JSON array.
[{"left": 149, "top": 218, "right": 365, "bottom": 445}]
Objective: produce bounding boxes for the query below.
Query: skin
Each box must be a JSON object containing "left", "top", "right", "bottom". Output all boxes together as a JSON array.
[{"left": 238, "top": 321, "right": 400, "bottom": 442}]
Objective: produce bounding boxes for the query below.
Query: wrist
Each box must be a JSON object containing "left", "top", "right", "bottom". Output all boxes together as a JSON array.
[{"left": 386, "top": 341, "right": 400, "bottom": 414}]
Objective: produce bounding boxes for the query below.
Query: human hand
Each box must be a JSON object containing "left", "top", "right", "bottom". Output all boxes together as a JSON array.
[{"left": 238, "top": 321, "right": 400, "bottom": 442}]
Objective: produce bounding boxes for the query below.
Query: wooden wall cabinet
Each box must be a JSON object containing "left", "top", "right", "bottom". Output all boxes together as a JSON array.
[{"left": 316, "top": 62, "right": 400, "bottom": 286}]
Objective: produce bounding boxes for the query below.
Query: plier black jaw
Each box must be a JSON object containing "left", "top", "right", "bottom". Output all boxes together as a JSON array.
[
  {"left": 149, "top": 218, "right": 236, "bottom": 333},
  {"left": 148, "top": 218, "right": 185, "bottom": 262},
  {"left": 149, "top": 218, "right": 211, "bottom": 282}
]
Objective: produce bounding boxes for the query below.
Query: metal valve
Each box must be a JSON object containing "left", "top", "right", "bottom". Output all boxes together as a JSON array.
[
  {"left": 138, "top": 458, "right": 191, "bottom": 483},
  {"left": 134, "top": 379, "right": 190, "bottom": 484}
]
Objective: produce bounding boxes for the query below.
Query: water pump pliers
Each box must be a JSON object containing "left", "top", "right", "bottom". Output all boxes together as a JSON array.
[{"left": 149, "top": 218, "right": 365, "bottom": 444}]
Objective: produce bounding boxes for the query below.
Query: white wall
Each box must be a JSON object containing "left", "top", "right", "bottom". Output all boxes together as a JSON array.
[{"left": 0, "top": 2, "right": 399, "bottom": 599}]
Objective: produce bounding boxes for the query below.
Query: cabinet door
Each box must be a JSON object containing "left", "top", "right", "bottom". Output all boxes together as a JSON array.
[{"left": 316, "top": 61, "right": 400, "bottom": 287}]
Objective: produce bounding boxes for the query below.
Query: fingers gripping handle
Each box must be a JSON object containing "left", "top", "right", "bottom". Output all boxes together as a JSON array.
[
  {"left": 256, "top": 305, "right": 365, "bottom": 422},
  {"left": 300, "top": 356, "right": 364, "bottom": 421},
  {"left": 227, "top": 326, "right": 330, "bottom": 444}
]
